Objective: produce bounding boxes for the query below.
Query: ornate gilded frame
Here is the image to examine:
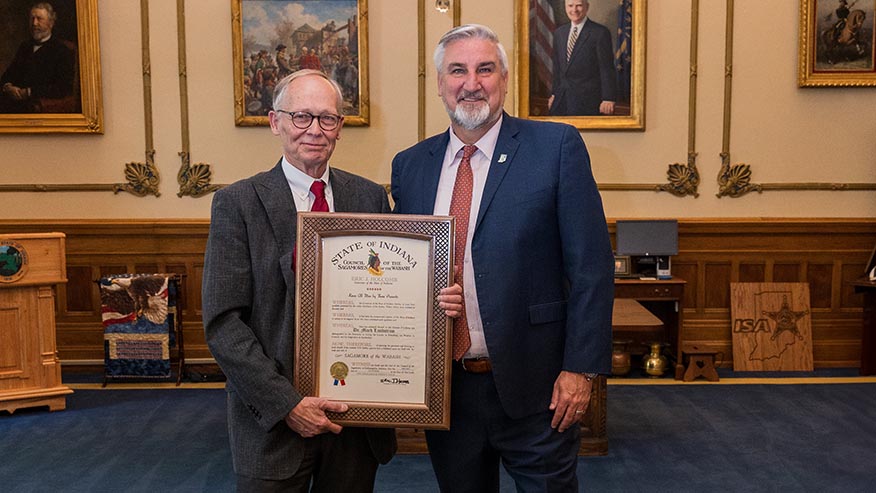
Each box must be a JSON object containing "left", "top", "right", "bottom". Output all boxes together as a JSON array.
[
  {"left": 0, "top": 0, "right": 103, "bottom": 133},
  {"left": 232, "top": 0, "right": 370, "bottom": 126},
  {"left": 798, "top": 0, "right": 876, "bottom": 87},
  {"left": 515, "top": 0, "right": 646, "bottom": 130}
]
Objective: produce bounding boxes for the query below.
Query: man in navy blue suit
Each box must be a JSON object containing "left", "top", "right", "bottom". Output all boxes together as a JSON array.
[
  {"left": 391, "top": 24, "right": 613, "bottom": 492},
  {"left": 548, "top": 0, "right": 618, "bottom": 116}
]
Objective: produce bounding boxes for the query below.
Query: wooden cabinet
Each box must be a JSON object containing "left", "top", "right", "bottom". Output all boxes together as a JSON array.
[
  {"left": 0, "top": 233, "right": 72, "bottom": 414},
  {"left": 615, "top": 279, "right": 686, "bottom": 379}
]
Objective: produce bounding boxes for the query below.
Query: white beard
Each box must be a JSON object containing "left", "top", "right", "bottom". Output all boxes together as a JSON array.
[{"left": 445, "top": 98, "right": 492, "bottom": 131}]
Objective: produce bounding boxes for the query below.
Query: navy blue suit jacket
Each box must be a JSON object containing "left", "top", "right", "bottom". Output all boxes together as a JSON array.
[
  {"left": 391, "top": 115, "right": 614, "bottom": 419},
  {"left": 550, "top": 20, "right": 617, "bottom": 116}
]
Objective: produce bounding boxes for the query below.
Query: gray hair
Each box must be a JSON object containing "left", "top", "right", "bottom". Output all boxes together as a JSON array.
[
  {"left": 433, "top": 24, "right": 509, "bottom": 76},
  {"left": 272, "top": 69, "right": 344, "bottom": 113},
  {"left": 31, "top": 2, "right": 57, "bottom": 22}
]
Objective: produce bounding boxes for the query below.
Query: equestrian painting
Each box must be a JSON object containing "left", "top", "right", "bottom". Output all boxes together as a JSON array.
[{"left": 815, "top": 0, "right": 874, "bottom": 70}]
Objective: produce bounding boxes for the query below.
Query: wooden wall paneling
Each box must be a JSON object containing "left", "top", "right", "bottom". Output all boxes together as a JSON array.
[
  {"left": 773, "top": 263, "right": 801, "bottom": 282},
  {"left": 2, "top": 219, "right": 875, "bottom": 368},
  {"left": 134, "top": 264, "right": 160, "bottom": 274},
  {"left": 64, "top": 265, "right": 94, "bottom": 313},
  {"left": 739, "top": 263, "right": 765, "bottom": 282},
  {"left": 671, "top": 261, "right": 698, "bottom": 310},
  {"left": 807, "top": 263, "right": 833, "bottom": 309},
  {"left": 704, "top": 263, "right": 732, "bottom": 309},
  {"left": 842, "top": 262, "right": 866, "bottom": 309}
]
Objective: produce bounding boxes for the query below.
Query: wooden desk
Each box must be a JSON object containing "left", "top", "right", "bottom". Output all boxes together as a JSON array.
[
  {"left": 852, "top": 278, "right": 876, "bottom": 375},
  {"left": 614, "top": 279, "right": 686, "bottom": 379},
  {"left": 612, "top": 298, "right": 664, "bottom": 332}
]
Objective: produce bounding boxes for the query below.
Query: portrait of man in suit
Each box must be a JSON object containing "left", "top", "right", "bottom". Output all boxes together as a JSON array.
[
  {"left": 0, "top": 1, "right": 78, "bottom": 114},
  {"left": 391, "top": 24, "right": 614, "bottom": 492},
  {"left": 549, "top": 0, "right": 617, "bottom": 116},
  {"left": 526, "top": 0, "right": 639, "bottom": 122}
]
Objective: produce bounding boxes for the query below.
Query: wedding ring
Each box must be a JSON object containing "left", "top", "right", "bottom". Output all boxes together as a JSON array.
[{"left": 574, "top": 410, "right": 584, "bottom": 414}]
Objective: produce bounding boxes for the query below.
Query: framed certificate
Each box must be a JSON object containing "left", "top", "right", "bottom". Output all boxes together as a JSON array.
[{"left": 294, "top": 212, "right": 453, "bottom": 429}]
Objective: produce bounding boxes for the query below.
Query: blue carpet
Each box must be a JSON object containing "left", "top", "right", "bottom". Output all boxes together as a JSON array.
[
  {"left": 0, "top": 390, "right": 231, "bottom": 492},
  {"left": 2, "top": 383, "right": 875, "bottom": 492}
]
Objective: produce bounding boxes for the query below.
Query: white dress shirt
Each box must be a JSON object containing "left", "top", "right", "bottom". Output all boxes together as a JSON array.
[
  {"left": 281, "top": 157, "right": 335, "bottom": 212},
  {"left": 432, "top": 116, "right": 503, "bottom": 358}
]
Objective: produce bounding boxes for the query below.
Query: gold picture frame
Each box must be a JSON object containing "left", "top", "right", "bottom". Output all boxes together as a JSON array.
[
  {"left": 798, "top": 0, "right": 876, "bottom": 87},
  {"left": 232, "top": 0, "right": 369, "bottom": 126},
  {"left": 294, "top": 212, "right": 453, "bottom": 429},
  {"left": 0, "top": 0, "right": 102, "bottom": 133},
  {"left": 516, "top": 0, "right": 646, "bottom": 130}
]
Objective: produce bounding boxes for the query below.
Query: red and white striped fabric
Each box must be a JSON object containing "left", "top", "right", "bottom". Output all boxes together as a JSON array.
[{"left": 530, "top": 0, "right": 555, "bottom": 92}]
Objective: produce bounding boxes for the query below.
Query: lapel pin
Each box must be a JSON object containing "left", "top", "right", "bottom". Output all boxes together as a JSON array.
[{"left": 498, "top": 154, "right": 507, "bottom": 163}]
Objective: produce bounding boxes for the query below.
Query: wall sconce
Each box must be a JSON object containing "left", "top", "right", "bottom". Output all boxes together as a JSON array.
[{"left": 435, "top": 0, "right": 450, "bottom": 13}]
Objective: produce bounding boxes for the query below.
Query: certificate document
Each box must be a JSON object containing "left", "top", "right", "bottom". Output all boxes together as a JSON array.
[
  {"left": 318, "top": 235, "right": 428, "bottom": 405},
  {"left": 294, "top": 212, "right": 453, "bottom": 429}
]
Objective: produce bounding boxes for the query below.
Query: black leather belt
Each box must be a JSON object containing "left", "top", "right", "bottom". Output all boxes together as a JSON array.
[{"left": 457, "top": 357, "right": 492, "bottom": 373}]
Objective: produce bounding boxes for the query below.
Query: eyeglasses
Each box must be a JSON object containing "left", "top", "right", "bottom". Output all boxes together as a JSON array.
[{"left": 275, "top": 110, "right": 342, "bottom": 131}]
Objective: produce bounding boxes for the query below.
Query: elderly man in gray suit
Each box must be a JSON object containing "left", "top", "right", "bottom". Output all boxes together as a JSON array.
[{"left": 203, "top": 69, "right": 461, "bottom": 492}]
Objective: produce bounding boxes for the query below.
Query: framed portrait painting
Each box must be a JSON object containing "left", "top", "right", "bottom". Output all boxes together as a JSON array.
[
  {"left": 232, "top": 0, "right": 369, "bottom": 126},
  {"left": 0, "top": 0, "right": 102, "bottom": 133},
  {"left": 799, "top": 0, "right": 876, "bottom": 87},
  {"left": 516, "top": 0, "right": 646, "bottom": 130}
]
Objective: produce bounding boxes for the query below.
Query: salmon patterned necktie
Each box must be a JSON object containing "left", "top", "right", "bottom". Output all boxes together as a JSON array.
[{"left": 449, "top": 145, "right": 477, "bottom": 360}]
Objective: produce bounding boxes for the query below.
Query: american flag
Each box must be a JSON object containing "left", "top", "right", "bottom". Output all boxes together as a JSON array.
[
  {"left": 615, "top": 0, "right": 633, "bottom": 102},
  {"left": 530, "top": 0, "right": 555, "bottom": 96}
]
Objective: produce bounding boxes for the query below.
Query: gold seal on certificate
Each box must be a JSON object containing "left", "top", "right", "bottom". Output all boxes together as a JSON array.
[{"left": 330, "top": 361, "right": 349, "bottom": 386}]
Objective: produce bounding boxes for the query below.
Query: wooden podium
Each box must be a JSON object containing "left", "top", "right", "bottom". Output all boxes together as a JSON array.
[{"left": 0, "top": 233, "right": 73, "bottom": 413}]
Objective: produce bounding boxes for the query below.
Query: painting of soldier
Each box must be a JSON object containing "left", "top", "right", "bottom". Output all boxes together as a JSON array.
[{"left": 814, "top": 0, "right": 875, "bottom": 70}]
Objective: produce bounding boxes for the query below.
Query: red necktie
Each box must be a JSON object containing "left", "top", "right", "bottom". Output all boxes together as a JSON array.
[
  {"left": 310, "top": 180, "right": 329, "bottom": 212},
  {"left": 294, "top": 180, "right": 330, "bottom": 273},
  {"left": 449, "top": 145, "right": 477, "bottom": 360}
]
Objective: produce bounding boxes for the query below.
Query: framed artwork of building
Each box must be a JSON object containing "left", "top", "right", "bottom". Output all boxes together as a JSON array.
[
  {"left": 0, "top": 0, "right": 103, "bottom": 133},
  {"left": 232, "top": 0, "right": 369, "bottom": 126},
  {"left": 516, "top": 0, "right": 645, "bottom": 130}
]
